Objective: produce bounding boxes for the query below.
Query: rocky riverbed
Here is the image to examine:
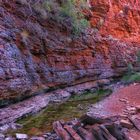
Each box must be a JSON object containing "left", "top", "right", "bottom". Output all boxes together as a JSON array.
[
  {"left": 0, "top": 81, "right": 117, "bottom": 140},
  {"left": 0, "top": 81, "right": 125, "bottom": 140},
  {"left": 0, "top": 83, "right": 140, "bottom": 140},
  {"left": 0, "top": 82, "right": 139, "bottom": 140}
]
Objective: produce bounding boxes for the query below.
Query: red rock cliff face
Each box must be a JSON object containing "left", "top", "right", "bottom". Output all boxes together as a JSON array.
[
  {"left": 0, "top": 0, "right": 140, "bottom": 106},
  {"left": 90, "top": 0, "right": 140, "bottom": 42}
]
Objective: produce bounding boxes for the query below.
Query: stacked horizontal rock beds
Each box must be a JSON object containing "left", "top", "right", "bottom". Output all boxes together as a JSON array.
[
  {"left": 52, "top": 113, "right": 140, "bottom": 140},
  {"left": 1, "top": 98, "right": 139, "bottom": 139},
  {"left": 1, "top": 110, "right": 139, "bottom": 140}
]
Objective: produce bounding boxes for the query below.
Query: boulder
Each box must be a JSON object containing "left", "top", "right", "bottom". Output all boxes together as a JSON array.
[
  {"left": 120, "top": 119, "right": 133, "bottom": 129},
  {"left": 130, "top": 116, "right": 140, "bottom": 131}
]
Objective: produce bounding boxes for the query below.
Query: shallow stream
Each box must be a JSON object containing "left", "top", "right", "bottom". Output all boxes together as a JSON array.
[{"left": 11, "top": 89, "right": 111, "bottom": 136}]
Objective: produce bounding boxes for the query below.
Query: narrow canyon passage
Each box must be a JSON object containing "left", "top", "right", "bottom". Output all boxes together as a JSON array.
[{"left": 0, "top": 0, "right": 140, "bottom": 140}]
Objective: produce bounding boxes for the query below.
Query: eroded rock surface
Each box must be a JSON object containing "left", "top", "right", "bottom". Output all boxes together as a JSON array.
[
  {"left": 90, "top": 0, "right": 140, "bottom": 42},
  {"left": 87, "top": 83, "right": 140, "bottom": 140},
  {"left": 51, "top": 83, "right": 140, "bottom": 140},
  {"left": 0, "top": 0, "right": 140, "bottom": 106}
]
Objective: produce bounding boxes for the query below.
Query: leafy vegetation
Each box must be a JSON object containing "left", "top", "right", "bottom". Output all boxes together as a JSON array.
[
  {"left": 122, "top": 72, "right": 140, "bottom": 84},
  {"left": 122, "top": 50, "right": 140, "bottom": 84},
  {"left": 58, "top": 0, "right": 89, "bottom": 35},
  {"left": 33, "top": 0, "right": 90, "bottom": 36}
]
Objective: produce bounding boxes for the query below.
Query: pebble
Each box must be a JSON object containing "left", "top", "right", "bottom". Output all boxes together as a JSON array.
[
  {"left": 119, "top": 98, "right": 128, "bottom": 104},
  {"left": 120, "top": 119, "right": 133, "bottom": 129},
  {"left": 16, "top": 133, "right": 28, "bottom": 140},
  {"left": 126, "top": 107, "right": 137, "bottom": 115},
  {"left": 30, "top": 136, "right": 45, "bottom": 140},
  {"left": 53, "top": 100, "right": 61, "bottom": 103},
  {"left": 126, "top": 107, "right": 136, "bottom": 111}
]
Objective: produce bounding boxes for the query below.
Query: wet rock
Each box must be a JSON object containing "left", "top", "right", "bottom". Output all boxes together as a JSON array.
[
  {"left": 16, "top": 133, "right": 28, "bottom": 140},
  {"left": 120, "top": 119, "right": 133, "bottom": 129}
]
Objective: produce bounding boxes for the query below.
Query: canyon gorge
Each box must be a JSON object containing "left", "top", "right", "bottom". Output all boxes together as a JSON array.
[
  {"left": 0, "top": 0, "right": 140, "bottom": 140},
  {"left": 1, "top": 0, "right": 140, "bottom": 106}
]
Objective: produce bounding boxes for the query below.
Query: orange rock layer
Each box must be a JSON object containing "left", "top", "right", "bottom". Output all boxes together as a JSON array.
[
  {"left": 0, "top": 0, "right": 140, "bottom": 106},
  {"left": 90, "top": 0, "right": 140, "bottom": 42}
]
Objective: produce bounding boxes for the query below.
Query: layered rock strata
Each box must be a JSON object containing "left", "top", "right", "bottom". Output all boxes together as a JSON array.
[{"left": 0, "top": 0, "right": 140, "bottom": 106}]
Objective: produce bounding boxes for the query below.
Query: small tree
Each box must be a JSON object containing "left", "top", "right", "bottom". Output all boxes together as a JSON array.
[{"left": 59, "top": 0, "right": 89, "bottom": 35}]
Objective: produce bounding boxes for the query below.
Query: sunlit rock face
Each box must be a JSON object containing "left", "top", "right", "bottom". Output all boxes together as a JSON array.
[
  {"left": 0, "top": 0, "right": 140, "bottom": 106},
  {"left": 90, "top": 0, "right": 140, "bottom": 42}
]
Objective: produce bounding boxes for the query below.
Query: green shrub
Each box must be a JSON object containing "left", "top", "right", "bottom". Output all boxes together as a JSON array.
[
  {"left": 122, "top": 72, "right": 140, "bottom": 84},
  {"left": 71, "top": 18, "right": 89, "bottom": 35},
  {"left": 42, "top": 0, "right": 53, "bottom": 12},
  {"left": 122, "top": 49, "right": 140, "bottom": 84},
  {"left": 19, "top": 0, "right": 89, "bottom": 36},
  {"left": 61, "top": 0, "right": 89, "bottom": 35},
  {"left": 43, "top": 0, "right": 90, "bottom": 36}
]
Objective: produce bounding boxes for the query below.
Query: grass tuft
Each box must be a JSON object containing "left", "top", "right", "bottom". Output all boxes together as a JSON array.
[{"left": 122, "top": 72, "right": 140, "bottom": 84}]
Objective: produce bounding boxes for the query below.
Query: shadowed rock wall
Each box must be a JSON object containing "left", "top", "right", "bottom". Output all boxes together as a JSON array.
[{"left": 0, "top": 0, "right": 139, "bottom": 106}]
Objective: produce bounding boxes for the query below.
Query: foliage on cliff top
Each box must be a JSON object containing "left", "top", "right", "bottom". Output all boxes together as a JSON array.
[
  {"left": 17, "top": 0, "right": 90, "bottom": 36},
  {"left": 43, "top": 0, "right": 90, "bottom": 35},
  {"left": 58, "top": 0, "right": 90, "bottom": 35}
]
